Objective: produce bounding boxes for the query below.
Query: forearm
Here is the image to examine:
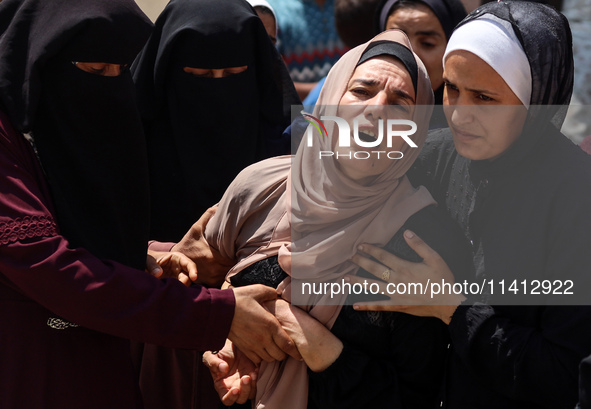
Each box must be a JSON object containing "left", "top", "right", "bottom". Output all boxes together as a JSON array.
[
  {"left": 1, "top": 235, "right": 234, "bottom": 350},
  {"left": 271, "top": 300, "right": 343, "bottom": 372}
]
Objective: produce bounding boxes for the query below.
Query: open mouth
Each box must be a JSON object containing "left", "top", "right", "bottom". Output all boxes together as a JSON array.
[{"left": 358, "top": 130, "right": 378, "bottom": 143}]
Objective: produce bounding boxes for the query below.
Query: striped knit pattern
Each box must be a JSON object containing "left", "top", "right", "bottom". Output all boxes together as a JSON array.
[{"left": 270, "top": 0, "right": 348, "bottom": 82}]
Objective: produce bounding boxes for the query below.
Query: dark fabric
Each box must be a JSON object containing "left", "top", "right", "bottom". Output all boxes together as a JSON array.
[
  {"left": 308, "top": 204, "right": 473, "bottom": 409},
  {"left": 231, "top": 205, "right": 474, "bottom": 409},
  {"left": 406, "top": 3, "right": 591, "bottom": 408},
  {"left": 580, "top": 355, "right": 591, "bottom": 409},
  {"left": 409, "top": 128, "right": 591, "bottom": 409},
  {"left": 130, "top": 1, "right": 299, "bottom": 407},
  {"left": 375, "top": 0, "right": 467, "bottom": 39},
  {"left": 0, "top": 0, "right": 153, "bottom": 269},
  {"left": 0, "top": 109, "right": 236, "bottom": 409},
  {"left": 132, "top": 0, "right": 299, "bottom": 242},
  {"left": 430, "top": 95, "right": 448, "bottom": 128},
  {"left": 356, "top": 40, "right": 418, "bottom": 93}
]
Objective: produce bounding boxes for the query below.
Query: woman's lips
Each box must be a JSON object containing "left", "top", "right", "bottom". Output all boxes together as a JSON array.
[
  {"left": 452, "top": 126, "right": 480, "bottom": 142},
  {"left": 357, "top": 129, "right": 377, "bottom": 143}
]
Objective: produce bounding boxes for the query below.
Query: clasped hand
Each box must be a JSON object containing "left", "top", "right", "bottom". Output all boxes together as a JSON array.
[{"left": 349, "top": 230, "right": 465, "bottom": 324}]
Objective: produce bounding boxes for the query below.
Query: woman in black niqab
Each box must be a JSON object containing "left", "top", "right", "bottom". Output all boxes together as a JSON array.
[
  {"left": 132, "top": 0, "right": 299, "bottom": 242},
  {"left": 0, "top": 0, "right": 153, "bottom": 269}
]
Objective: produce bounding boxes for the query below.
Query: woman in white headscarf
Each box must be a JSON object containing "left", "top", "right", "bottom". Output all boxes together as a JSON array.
[{"left": 352, "top": 2, "right": 591, "bottom": 408}]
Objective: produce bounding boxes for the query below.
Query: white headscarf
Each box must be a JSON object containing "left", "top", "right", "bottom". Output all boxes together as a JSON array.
[
  {"left": 443, "top": 15, "right": 532, "bottom": 107},
  {"left": 246, "top": 0, "right": 278, "bottom": 35}
]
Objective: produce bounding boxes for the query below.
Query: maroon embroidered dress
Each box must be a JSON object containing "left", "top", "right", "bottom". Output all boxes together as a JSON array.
[{"left": 0, "top": 109, "right": 235, "bottom": 408}]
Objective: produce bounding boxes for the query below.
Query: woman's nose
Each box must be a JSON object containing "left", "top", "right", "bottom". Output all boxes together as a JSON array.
[
  {"left": 447, "top": 103, "right": 475, "bottom": 127},
  {"left": 364, "top": 92, "right": 389, "bottom": 121}
]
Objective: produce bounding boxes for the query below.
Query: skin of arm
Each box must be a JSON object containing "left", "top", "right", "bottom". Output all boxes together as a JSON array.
[
  {"left": 172, "top": 206, "right": 236, "bottom": 288},
  {"left": 265, "top": 298, "right": 343, "bottom": 372}
]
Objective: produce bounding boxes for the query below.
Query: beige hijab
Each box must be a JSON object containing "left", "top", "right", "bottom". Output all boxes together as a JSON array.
[{"left": 205, "top": 29, "right": 435, "bottom": 409}]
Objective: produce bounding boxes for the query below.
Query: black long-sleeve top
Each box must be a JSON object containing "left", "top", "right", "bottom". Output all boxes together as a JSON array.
[{"left": 408, "top": 127, "right": 591, "bottom": 409}]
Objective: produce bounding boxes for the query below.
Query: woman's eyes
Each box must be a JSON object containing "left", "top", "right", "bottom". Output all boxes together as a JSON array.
[
  {"left": 477, "top": 94, "right": 494, "bottom": 102},
  {"left": 183, "top": 66, "right": 248, "bottom": 78},
  {"left": 72, "top": 62, "right": 128, "bottom": 76},
  {"left": 350, "top": 88, "right": 370, "bottom": 97},
  {"left": 392, "top": 103, "right": 410, "bottom": 114},
  {"left": 444, "top": 82, "right": 458, "bottom": 92},
  {"left": 90, "top": 67, "right": 106, "bottom": 75},
  {"left": 444, "top": 83, "right": 494, "bottom": 102}
]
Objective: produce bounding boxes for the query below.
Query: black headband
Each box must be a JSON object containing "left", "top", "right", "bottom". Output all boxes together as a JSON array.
[{"left": 356, "top": 40, "right": 418, "bottom": 93}]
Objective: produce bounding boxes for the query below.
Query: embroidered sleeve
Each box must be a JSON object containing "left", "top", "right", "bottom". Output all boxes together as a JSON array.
[{"left": 0, "top": 215, "right": 58, "bottom": 246}]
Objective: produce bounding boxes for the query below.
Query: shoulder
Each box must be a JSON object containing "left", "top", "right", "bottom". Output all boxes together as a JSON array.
[
  {"left": 534, "top": 131, "right": 591, "bottom": 206},
  {"left": 414, "top": 128, "right": 457, "bottom": 174},
  {"left": 227, "top": 156, "right": 291, "bottom": 200},
  {"left": 408, "top": 128, "right": 458, "bottom": 199},
  {"left": 213, "top": 155, "right": 290, "bottom": 230}
]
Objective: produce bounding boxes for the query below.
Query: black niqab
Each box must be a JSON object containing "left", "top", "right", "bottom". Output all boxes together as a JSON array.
[
  {"left": 0, "top": 0, "right": 153, "bottom": 269},
  {"left": 132, "top": 0, "right": 298, "bottom": 241}
]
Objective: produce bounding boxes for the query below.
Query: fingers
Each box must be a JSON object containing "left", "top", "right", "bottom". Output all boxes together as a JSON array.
[
  {"left": 274, "top": 331, "right": 303, "bottom": 361},
  {"left": 145, "top": 255, "right": 163, "bottom": 278},
  {"left": 177, "top": 253, "right": 198, "bottom": 282},
  {"left": 156, "top": 252, "right": 198, "bottom": 284},
  {"left": 240, "top": 348, "right": 265, "bottom": 364},
  {"left": 402, "top": 230, "right": 441, "bottom": 264},
  {"left": 203, "top": 351, "right": 229, "bottom": 376},
  {"left": 266, "top": 300, "right": 302, "bottom": 361},
  {"left": 350, "top": 252, "right": 401, "bottom": 284},
  {"left": 352, "top": 299, "right": 406, "bottom": 312},
  {"left": 260, "top": 341, "right": 287, "bottom": 362},
  {"left": 355, "top": 243, "right": 412, "bottom": 275},
  {"left": 346, "top": 274, "right": 390, "bottom": 291},
  {"left": 230, "top": 285, "right": 299, "bottom": 363},
  {"left": 248, "top": 372, "right": 257, "bottom": 400},
  {"left": 250, "top": 284, "right": 279, "bottom": 303},
  {"left": 220, "top": 375, "right": 252, "bottom": 406}
]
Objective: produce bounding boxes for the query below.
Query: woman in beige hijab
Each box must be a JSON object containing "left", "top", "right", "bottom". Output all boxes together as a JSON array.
[{"left": 198, "top": 29, "right": 473, "bottom": 409}]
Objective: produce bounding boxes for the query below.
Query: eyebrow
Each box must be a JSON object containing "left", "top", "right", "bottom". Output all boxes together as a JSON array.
[
  {"left": 351, "top": 78, "right": 416, "bottom": 103},
  {"left": 442, "top": 77, "right": 500, "bottom": 97},
  {"left": 415, "top": 30, "right": 444, "bottom": 38}
]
